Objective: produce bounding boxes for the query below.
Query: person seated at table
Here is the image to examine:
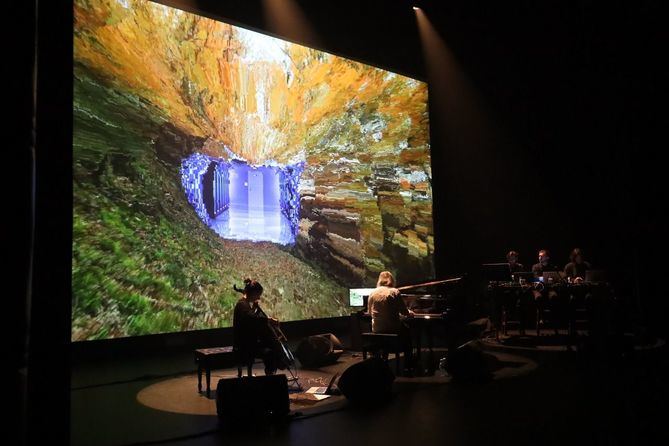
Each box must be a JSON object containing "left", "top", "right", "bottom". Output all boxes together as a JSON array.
[
  {"left": 507, "top": 250, "right": 525, "bottom": 273},
  {"left": 530, "top": 249, "right": 566, "bottom": 329},
  {"left": 531, "top": 249, "right": 560, "bottom": 277},
  {"left": 563, "top": 248, "right": 592, "bottom": 283},
  {"left": 367, "top": 271, "right": 414, "bottom": 371},
  {"left": 500, "top": 250, "right": 526, "bottom": 332},
  {"left": 564, "top": 248, "right": 594, "bottom": 333}
]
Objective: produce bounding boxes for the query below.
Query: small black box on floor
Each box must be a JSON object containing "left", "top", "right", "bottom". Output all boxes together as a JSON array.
[
  {"left": 337, "top": 357, "right": 395, "bottom": 404},
  {"left": 216, "top": 375, "right": 289, "bottom": 422}
]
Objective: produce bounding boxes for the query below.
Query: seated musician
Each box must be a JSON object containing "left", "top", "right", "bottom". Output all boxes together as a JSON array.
[
  {"left": 563, "top": 248, "right": 591, "bottom": 283},
  {"left": 499, "top": 250, "right": 526, "bottom": 333},
  {"left": 563, "top": 248, "right": 594, "bottom": 332},
  {"left": 367, "top": 271, "right": 414, "bottom": 370},
  {"left": 232, "top": 278, "right": 281, "bottom": 375},
  {"left": 531, "top": 249, "right": 560, "bottom": 277},
  {"left": 530, "top": 249, "right": 567, "bottom": 328},
  {"left": 507, "top": 250, "right": 525, "bottom": 273}
]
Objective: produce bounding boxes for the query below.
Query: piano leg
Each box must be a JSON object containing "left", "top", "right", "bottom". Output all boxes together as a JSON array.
[
  {"left": 414, "top": 326, "right": 422, "bottom": 369},
  {"left": 426, "top": 323, "right": 435, "bottom": 375}
]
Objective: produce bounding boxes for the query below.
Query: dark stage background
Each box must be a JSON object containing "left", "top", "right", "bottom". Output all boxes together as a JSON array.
[{"left": 11, "top": 1, "right": 667, "bottom": 445}]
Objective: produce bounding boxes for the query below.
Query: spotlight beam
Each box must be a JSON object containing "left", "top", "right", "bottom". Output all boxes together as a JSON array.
[{"left": 262, "top": 0, "right": 320, "bottom": 46}]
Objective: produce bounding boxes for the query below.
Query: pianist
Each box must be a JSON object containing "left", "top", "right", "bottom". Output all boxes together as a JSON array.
[{"left": 367, "top": 271, "right": 414, "bottom": 371}]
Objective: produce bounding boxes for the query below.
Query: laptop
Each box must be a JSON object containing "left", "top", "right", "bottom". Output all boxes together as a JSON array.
[
  {"left": 542, "top": 271, "right": 564, "bottom": 284},
  {"left": 349, "top": 288, "right": 376, "bottom": 308},
  {"left": 585, "top": 270, "right": 607, "bottom": 283},
  {"left": 481, "top": 263, "right": 512, "bottom": 282},
  {"left": 306, "top": 372, "right": 339, "bottom": 396}
]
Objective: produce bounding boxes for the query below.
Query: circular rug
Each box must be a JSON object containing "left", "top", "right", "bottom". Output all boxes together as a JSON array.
[{"left": 137, "top": 367, "right": 349, "bottom": 416}]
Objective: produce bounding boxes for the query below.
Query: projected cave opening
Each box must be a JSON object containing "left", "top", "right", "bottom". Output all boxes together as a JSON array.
[{"left": 182, "top": 153, "right": 303, "bottom": 245}]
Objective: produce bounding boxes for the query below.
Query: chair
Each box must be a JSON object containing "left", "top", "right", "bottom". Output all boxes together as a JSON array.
[
  {"left": 501, "top": 296, "right": 525, "bottom": 336},
  {"left": 237, "top": 360, "right": 255, "bottom": 377},
  {"left": 536, "top": 307, "right": 560, "bottom": 336},
  {"left": 234, "top": 348, "right": 257, "bottom": 377},
  {"left": 361, "top": 332, "right": 402, "bottom": 375}
]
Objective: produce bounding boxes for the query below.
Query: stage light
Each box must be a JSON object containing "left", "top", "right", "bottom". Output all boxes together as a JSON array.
[{"left": 262, "top": 0, "right": 320, "bottom": 46}]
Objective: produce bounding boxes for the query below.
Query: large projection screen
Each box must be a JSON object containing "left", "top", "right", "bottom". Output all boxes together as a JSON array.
[{"left": 72, "top": 0, "right": 434, "bottom": 341}]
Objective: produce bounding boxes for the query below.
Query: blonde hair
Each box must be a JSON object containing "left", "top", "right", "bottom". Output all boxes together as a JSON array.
[{"left": 377, "top": 271, "right": 395, "bottom": 287}]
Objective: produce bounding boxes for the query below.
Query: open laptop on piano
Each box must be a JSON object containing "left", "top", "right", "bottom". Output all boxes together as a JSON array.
[{"left": 349, "top": 288, "right": 376, "bottom": 310}]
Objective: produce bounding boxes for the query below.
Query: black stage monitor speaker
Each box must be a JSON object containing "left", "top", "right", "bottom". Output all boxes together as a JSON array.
[
  {"left": 216, "top": 375, "right": 289, "bottom": 421},
  {"left": 295, "top": 333, "right": 344, "bottom": 368},
  {"left": 337, "top": 357, "right": 395, "bottom": 404}
]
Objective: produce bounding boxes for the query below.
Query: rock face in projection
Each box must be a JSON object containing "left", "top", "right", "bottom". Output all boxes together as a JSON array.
[
  {"left": 298, "top": 151, "right": 433, "bottom": 286},
  {"left": 72, "top": 0, "right": 433, "bottom": 339}
]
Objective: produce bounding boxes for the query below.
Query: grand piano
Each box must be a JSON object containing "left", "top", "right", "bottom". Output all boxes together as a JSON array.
[
  {"left": 352, "top": 276, "right": 467, "bottom": 374},
  {"left": 398, "top": 277, "right": 464, "bottom": 316}
]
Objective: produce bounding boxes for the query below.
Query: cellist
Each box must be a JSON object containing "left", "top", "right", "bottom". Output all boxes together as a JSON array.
[{"left": 232, "top": 278, "right": 281, "bottom": 375}]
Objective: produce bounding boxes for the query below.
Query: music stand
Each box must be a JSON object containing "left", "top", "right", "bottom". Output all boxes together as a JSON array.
[{"left": 481, "top": 263, "right": 512, "bottom": 282}]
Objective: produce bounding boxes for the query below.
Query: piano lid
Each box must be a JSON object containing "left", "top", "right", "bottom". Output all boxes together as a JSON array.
[{"left": 397, "top": 277, "right": 462, "bottom": 292}]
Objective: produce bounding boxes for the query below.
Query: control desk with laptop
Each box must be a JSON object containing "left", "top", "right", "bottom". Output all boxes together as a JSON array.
[{"left": 482, "top": 262, "right": 612, "bottom": 336}]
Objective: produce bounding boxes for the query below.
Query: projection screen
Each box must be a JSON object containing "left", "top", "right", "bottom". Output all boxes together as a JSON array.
[{"left": 72, "top": 0, "right": 434, "bottom": 341}]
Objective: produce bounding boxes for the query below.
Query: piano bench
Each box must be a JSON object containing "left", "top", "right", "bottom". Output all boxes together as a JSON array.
[
  {"left": 361, "top": 333, "right": 402, "bottom": 375},
  {"left": 194, "top": 346, "right": 235, "bottom": 397}
]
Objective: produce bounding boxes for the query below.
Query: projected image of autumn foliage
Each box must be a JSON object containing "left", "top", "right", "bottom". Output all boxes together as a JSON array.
[{"left": 72, "top": 0, "right": 434, "bottom": 341}]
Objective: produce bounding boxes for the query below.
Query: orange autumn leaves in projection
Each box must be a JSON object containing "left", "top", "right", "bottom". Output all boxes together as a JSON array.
[{"left": 73, "top": 0, "right": 428, "bottom": 164}]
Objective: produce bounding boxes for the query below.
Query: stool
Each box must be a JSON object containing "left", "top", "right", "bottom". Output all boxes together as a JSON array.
[{"left": 361, "top": 332, "right": 402, "bottom": 375}]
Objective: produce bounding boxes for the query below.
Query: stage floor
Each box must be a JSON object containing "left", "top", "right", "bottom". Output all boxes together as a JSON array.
[
  {"left": 70, "top": 341, "right": 667, "bottom": 446},
  {"left": 135, "top": 350, "right": 537, "bottom": 417},
  {"left": 71, "top": 348, "right": 536, "bottom": 446}
]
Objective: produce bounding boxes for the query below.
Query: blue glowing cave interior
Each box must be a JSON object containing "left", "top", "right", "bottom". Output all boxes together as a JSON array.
[{"left": 181, "top": 153, "right": 303, "bottom": 245}]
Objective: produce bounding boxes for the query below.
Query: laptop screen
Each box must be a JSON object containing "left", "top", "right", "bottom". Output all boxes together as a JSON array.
[
  {"left": 585, "top": 270, "right": 607, "bottom": 282},
  {"left": 349, "top": 288, "right": 376, "bottom": 307},
  {"left": 542, "top": 271, "right": 563, "bottom": 283}
]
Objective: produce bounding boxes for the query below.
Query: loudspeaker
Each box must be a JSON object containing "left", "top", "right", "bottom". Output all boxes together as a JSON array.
[
  {"left": 337, "top": 358, "right": 394, "bottom": 404},
  {"left": 216, "top": 375, "right": 289, "bottom": 421},
  {"left": 444, "top": 340, "right": 497, "bottom": 381},
  {"left": 295, "top": 333, "right": 344, "bottom": 368}
]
